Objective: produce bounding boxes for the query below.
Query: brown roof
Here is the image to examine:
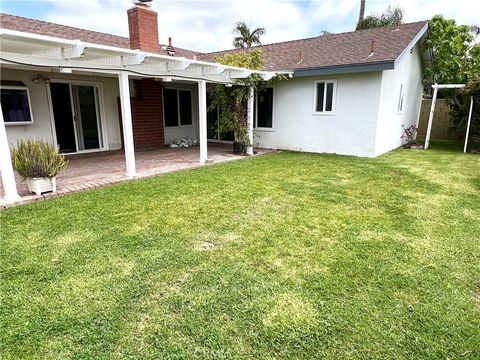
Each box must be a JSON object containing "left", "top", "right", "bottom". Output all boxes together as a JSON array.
[
  {"left": 0, "top": 13, "right": 198, "bottom": 59},
  {"left": 199, "top": 21, "right": 428, "bottom": 71},
  {"left": 0, "top": 13, "right": 427, "bottom": 72}
]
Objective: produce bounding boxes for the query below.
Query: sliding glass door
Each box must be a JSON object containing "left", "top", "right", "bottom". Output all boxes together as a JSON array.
[{"left": 50, "top": 82, "right": 103, "bottom": 153}]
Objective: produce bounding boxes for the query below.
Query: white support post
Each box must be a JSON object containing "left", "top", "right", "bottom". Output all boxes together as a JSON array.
[
  {"left": 198, "top": 80, "right": 208, "bottom": 163},
  {"left": 0, "top": 102, "right": 20, "bottom": 202},
  {"left": 247, "top": 87, "right": 254, "bottom": 155},
  {"left": 464, "top": 96, "right": 474, "bottom": 153},
  {"left": 425, "top": 85, "right": 438, "bottom": 150},
  {"left": 118, "top": 72, "right": 136, "bottom": 177}
]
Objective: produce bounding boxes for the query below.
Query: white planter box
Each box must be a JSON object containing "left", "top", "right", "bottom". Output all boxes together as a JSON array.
[{"left": 27, "top": 177, "right": 56, "bottom": 195}]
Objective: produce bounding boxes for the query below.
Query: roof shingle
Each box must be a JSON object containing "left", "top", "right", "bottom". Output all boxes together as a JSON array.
[
  {"left": 0, "top": 13, "right": 427, "bottom": 72},
  {"left": 199, "top": 21, "right": 428, "bottom": 71},
  {"left": 0, "top": 13, "right": 199, "bottom": 59}
]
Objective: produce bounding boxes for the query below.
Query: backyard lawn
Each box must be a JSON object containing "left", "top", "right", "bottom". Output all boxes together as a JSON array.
[{"left": 1, "top": 141, "right": 479, "bottom": 359}]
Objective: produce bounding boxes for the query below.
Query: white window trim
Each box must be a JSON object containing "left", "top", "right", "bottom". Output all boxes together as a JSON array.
[
  {"left": 1, "top": 85, "right": 34, "bottom": 126},
  {"left": 162, "top": 87, "right": 194, "bottom": 128},
  {"left": 312, "top": 80, "right": 337, "bottom": 116},
  {"left": 254, "top": 87, "right": 275, "bottom": 131},
  {"left": 397, "top": 83, "right": 405, "bottom": 115}
]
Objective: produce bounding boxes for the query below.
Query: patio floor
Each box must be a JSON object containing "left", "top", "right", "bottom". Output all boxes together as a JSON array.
[{"left": 1, "top": 144, "right": 274, "bottom": 208}]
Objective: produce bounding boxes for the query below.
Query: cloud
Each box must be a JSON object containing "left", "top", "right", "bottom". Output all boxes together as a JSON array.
[{"left": 37, "top": 0, "right": 480, "bottom": 52}]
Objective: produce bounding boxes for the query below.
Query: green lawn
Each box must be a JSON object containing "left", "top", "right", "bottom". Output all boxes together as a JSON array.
[{"left": 1, "top": 141, "right": 479, "bottom": 359}]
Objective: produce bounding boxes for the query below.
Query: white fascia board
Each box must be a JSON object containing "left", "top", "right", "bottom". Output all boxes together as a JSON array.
[
  {"left": 432, "top": 84, "right": 465, "bottom": 89},
  {"left": 394, "top": 22, "right": 429, "bottom": 67},
  {"left": 0, "top": 28, "right": 78, "bottom": 47}
]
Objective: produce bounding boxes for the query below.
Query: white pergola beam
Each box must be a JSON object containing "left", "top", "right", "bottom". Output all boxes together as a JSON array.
[
  {"left": 432, "top": 84, "right": 465, "bottom": 89},
  {"left": 425, "top": 85, "right": 438, "bottom": 150},
  {"left": 202, "top": 65, "right": 226, "bottom": 75},
  {"left": 198, "top": 80, "right": 208, "bottom": 163},
  {"left": 166, "top": 59, "right": 193, "bottom": 71},
  {"left": 118, "top": 72, "right": 137, "bottom": 177},
  {"left": 122, "top": 53, "right": 148, "bottom": 66},
  {"left": 228, "top": 69, "right": 252, "bottom": 79},
  {"left": 247, "top": 87, "right": 254, "bottom": 155},
  {"left": 260, "top": 73, "right": 275, "bottom": 81},
  {"left": 464, "top": 96, "right": 474, "bottom": 153},
  {"left": 425, "top": 83, "right": 469, "bottom": 151},
  {"left": 62, "top": 42, "right": 87, "bottom": 59},
  {"left": 1, "top": 29, "right": 280, "bottom": 82}
]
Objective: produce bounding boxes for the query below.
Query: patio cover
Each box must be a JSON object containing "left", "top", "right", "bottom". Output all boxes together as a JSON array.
[{"left": 0, "top": 29, "right": 284, "bottom": 203}]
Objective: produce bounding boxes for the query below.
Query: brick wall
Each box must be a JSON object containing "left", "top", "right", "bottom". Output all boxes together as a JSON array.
[
  {"left": 127, "top": 5, "right": 160, "bottom": 53},
  {"left": 130, "top": 79, "right": 164, "bottom": 148},
  {"left": 417, "top": 99, "right": 463, "bottom": 140}
]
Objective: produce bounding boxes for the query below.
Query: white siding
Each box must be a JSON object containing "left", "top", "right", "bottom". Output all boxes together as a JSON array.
[
  {"left": 2, "top": 69, "right": 122, "bottom": 151},
  {"left": 254, "top": 72, "right": 382, "bottom": 157},
  {"left": 374, "top": 44, "right": 423, "bottom": 156}
]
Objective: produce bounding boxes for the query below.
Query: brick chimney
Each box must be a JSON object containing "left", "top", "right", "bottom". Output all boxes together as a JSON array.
[{"left": 127, "top": 1, "right": 160, "bottom": 53}]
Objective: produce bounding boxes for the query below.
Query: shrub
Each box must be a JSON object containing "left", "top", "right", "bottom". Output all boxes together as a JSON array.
[
  {"left": 401, "top": 125, "right": 420, "bottom": 146},
  {"left": 471, "top": 135, "right": 480, "bottom": 152},
  {"left": 11, "top": 139, "right": 68, "bottom": 180}
]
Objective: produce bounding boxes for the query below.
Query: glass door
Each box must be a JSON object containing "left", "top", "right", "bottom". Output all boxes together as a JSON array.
[
  {"left": 206, "top": 96, "right": 234, "bottom": 142},
  {"left": 50, "top": 82, "right": 103, "bottom": 153},
  {"left": 71, "top": 85, "right": 103, "bottom": 151}
]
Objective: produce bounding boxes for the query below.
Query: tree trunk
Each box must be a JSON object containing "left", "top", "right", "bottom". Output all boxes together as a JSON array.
[{"left": 358, "top": 0, "right": 366, "bottom": 22}]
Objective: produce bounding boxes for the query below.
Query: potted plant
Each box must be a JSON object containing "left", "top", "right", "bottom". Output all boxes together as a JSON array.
[
  {"left": 401, "top": 125, "right": 424, "bottom": 149},
  {"left": 11, "top": 139, "right": 68, "bottom": 195}
]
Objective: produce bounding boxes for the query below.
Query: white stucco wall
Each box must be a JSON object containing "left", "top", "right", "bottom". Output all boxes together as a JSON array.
[
  {"left": 254, "top": 72, "right": 383, "bottom": 157},
  {"left": 2, "top": 68, "right": 122, "bottom": 151},
  {"left": 163, "top": 82, "right": 199, "bottom": 144},
  {"left": 374, "top": 44, "right": 424, "bottom": 156}
]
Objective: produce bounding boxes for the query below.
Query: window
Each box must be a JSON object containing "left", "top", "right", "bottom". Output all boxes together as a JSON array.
[
  {"left": 163, "top": 88, "right": 193, "bottom": 127},
  {"left": 0, "top": 84, "right": 33, "bottom": 124},
  {"left": 254, "top": 87, "right": 273, "bottom": 128},
  {"left": 314, "top": 80, "right": 336, "bottom": 114},
  {"left": 397, "top": 84, "right": 405, "bottom": 114}
]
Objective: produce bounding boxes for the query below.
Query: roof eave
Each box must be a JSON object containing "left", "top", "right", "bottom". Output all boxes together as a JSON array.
[{"left": 291, "top": 60, "right": 395, "bottom": 77}]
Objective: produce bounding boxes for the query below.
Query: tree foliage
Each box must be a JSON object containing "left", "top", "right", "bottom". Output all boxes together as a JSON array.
[
  {"left": 355, "top": 6, "right": 403, "bottom": 30},
  {"left": 208, "top": 50, "right": 284, "bottom": 147},
  {"left": 422, "top": 15, "right": 480, "bottom": 145},
  {"left": 232, "top": 22, "right": 266, "bottom": 48},
  {"left": 423, "top": 15, "right": 479, "bottom": 84}
]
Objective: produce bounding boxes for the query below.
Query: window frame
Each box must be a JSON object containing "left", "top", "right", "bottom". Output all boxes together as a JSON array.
[
  {"left": 1, "top": 85, "right": 34, "bottom": 125},
  {"left": 254, "top": 86, "right": 275, "bottom": 131},
  {"left": 313, "top": 80, "right": 337, "bottom": 116},
  {"left": 397, "top": 83, "right": 405, "bottom": 114},
  {"left": 162, "top": 87, "right": 194, "bottom": 128}
]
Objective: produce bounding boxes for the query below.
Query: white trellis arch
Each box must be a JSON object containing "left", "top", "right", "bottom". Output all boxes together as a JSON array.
[{"left": 425, "top": 83, "right": 475, "bottom": 153}]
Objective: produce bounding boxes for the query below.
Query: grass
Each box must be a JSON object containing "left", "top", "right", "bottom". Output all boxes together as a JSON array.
[{"left": 1, "top": 141, "right": 479, "bottom": 359}]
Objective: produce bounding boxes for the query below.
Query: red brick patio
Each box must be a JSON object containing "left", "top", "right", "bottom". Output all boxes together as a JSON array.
[{"left": 0, "top": 144, "right": 274, "bottom": 208}]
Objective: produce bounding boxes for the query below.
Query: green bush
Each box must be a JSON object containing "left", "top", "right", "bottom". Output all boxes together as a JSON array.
[{"left": 11, "top": 139, "right": 68, "bottom": 180}]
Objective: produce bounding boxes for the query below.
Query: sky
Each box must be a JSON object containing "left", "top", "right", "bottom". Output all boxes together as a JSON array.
[{"left": 1, "top": 0, "right": 479, "bottom": 52}]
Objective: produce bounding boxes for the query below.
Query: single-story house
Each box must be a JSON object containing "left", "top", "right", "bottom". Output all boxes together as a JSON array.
[{"left": 0, "top": 0, "right": 429, "bottom": 202}]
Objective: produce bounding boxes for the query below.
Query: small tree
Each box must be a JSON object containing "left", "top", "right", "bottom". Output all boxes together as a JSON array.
[
  {"left": 356, "top": 6, "right": 403, "bottom": 30},
  {"left": 422, "top": 15, "right": 480, "bottom": 140},
  {"left": 208, "top": 50, "right": 284, "bottom": 152}
]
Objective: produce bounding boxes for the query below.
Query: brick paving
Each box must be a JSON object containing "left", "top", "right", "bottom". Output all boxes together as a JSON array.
[{"left": 0, "top": 144, "right": 274, "bottom": 208}]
